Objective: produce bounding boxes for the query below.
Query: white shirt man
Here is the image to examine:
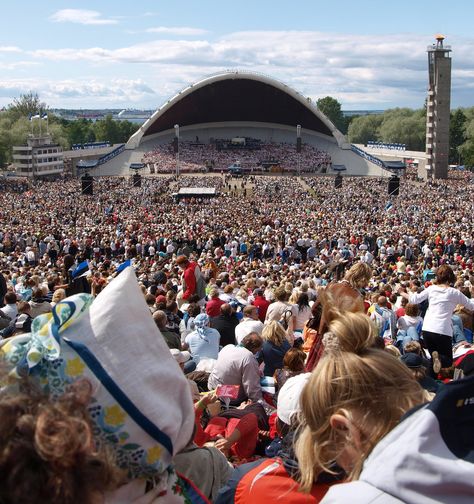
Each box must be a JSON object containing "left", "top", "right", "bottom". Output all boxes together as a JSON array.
[{"left": 235, "top": 305, "right": 264, "bottom": 344}]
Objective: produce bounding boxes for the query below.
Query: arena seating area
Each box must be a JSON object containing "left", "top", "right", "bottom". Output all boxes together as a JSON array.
[{"left": 142, "top": 140, "right": 331, "bottom": 173}]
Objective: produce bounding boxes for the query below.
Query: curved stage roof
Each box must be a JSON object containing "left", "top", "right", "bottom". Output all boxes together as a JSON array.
[{"left": 127, "top": 72, "right": 346, "bottom": 148}]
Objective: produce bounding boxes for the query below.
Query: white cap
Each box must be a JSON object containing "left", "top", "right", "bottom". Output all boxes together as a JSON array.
[{"left": 277, "top": 373, "right": 311, "bottom": 425}]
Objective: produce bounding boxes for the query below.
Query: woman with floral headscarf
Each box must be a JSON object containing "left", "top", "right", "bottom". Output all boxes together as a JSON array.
[{"left": 0, "top": 268, "right": 209, "bottom": 504}]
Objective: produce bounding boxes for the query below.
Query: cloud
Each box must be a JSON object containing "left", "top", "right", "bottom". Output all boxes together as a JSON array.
[
  {"left": 0, "top": 46, "right": 22, "bottom": 53},
  {"left": 11, "top": 31, "right": 474, "bottom": 108},
  {"left": 50, "top": 9, "right": 118, "bottom": 25},
  {"left": 0, "top": 61, "right": 40, "bottom": 70},
  {"left": 146, "top": 26, "right": 208, "bottom": 36},
  {"left": 0, "top": 78, "right": 156, "bottom": 107}
]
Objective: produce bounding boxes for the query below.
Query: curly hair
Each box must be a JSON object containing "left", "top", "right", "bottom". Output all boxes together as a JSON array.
[{"left": 0, "top": 379, "right": 123, "bottom": 504}]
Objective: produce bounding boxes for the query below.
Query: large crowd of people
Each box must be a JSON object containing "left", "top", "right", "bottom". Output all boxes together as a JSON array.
[
  {"left": 142, "top": 140, "right": 332, "bottom": 173},
  {"left": 0, "top": 169, "right": 473, "bottom": 503}
]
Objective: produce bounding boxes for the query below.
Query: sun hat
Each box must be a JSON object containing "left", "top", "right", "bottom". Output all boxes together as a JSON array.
[
  {"left": 0, "top": 267, "right": 194, "bottom": 483},
  {"left": 277, "top": 373, "right": 311, "bottom": 425}
]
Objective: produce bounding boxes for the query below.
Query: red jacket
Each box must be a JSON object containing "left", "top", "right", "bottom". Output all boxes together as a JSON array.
[
  {"left": 182, "top": 261, "right": 198, "bottom": 300},
  {"left": 215, "top": 457, "right": 335, "bottom": 504}
]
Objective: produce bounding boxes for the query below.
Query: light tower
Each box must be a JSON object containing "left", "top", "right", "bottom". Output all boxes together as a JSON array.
[{"left": 425, "top": 34, "right": 452, "bottom": 179}]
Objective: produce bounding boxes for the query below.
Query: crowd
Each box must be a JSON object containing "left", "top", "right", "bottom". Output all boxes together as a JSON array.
[
  {"left": 0, "top": 170, "right": 473, "bottom": 502},
  {"left": 142, "top": 140, "right": 332, "bottom": 173}
]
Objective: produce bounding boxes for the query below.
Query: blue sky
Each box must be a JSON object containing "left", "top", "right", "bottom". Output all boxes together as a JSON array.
[{"left": 0, "top": 0, "right": 472, "bottom": 110}]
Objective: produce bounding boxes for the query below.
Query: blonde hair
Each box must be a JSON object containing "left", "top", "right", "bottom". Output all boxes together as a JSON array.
[
  {"left": 320, "top": 288, "right": 365, "bottom": 332},
  {"left": 288, "top": 291, "right": 299, "bottom": 304},
  {"left": 262, "top": 321, "right": 287, "bottom": 347},
  {"left": 344, "top": 262, "right": 372, "bottom": 289},
  {"left": 51, "top": 288, "right": 66, "bottom": 304},
  {"left": 295, "top": 311, "right": 425, "bottom": 492},
  {"left": 384, "top": 344, "right": 401, "bottom": 357}
]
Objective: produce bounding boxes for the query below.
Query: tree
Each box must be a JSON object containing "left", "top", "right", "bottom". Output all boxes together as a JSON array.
[
  {"left": 459, "top": 108, "right": 474, "bottom": 167},
  {"left": 317, "top": 96, "right": 346, "bottom": 133},
  {"left": 94, "top": 115, "right": 121, "bottom": 144},
  {"left": 378, "top": 108, "right": 426, "bottom": 151},
  {"left": 119, "top": 120, "right": 140, "bottom": 142},
  {"left": 7, "top": 91, "right": 48, "bottom": 122},
  {"left": 449, "top": 108, "right": 466, "bottom": 164},
  {"left": 347, "top": 114, "right": 383, "bottom": 145}
]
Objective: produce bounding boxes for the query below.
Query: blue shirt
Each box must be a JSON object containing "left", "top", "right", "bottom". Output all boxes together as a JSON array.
[
  {"left": 185, "top": 328, "right": 220, "bottom": 364},
  {"left": 261, "top": 339, "right": 291, "bottom": 377}
]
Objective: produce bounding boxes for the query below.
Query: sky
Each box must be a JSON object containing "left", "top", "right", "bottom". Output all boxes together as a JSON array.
[{"left": 0, "top": 0, "right": 473, "bottom": 111}]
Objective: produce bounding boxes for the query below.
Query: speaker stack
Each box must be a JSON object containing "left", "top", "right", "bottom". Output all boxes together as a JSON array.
[
  {"left": 388, "top": 175, "right": 400, "bottom": 196},
  {"left": 133, "top": 173, "right": 142, "bottom": 188},
  {"left": 81, "top": 174, "right": 93, "bottom": 195},
  {"left": 335, "top": 174, "right": 343, "bottom": 189}
]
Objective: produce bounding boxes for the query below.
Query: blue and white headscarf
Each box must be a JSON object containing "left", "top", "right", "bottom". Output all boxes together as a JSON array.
[{"left": 194, "top": 313, "right": 210, "bottom": 341}]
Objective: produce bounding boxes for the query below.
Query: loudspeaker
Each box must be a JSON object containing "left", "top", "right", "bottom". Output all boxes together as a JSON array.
[
  {"left": 388, "top": 175, "right": 400, "bottom": 196},
  {"left": 335, "top": 174, "right": 343, "bottom": 189},
  {"left": 81, "top": 174, "right": 93, "bottom": 195},
  {"left": 133, "top": 173, "right": 142, "bottom": 188},
  {"left": 296, "top": 137, "right": 302, "bottom": 153},
  {"left": 173, "top": 137, "right": 178, "bottom": 153}
]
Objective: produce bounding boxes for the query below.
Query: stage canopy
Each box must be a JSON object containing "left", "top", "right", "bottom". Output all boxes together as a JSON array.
[
  {"left": 175, "top": 187, "right": 217, "bottom": 199},
  {"left": 383, "top": 161, "right": 406, "bottom": 170}
]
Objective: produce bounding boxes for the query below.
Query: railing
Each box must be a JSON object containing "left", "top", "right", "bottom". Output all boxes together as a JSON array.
[
  {"left": 72, "top": 142, "right": 111, "bottom": 150},
  {"left": 77, "top": 144, "right": 126, "bottom": 171},
  {"left": 351, "top": 144, "right": 386, "bottom": 168},
  {"left": 96, "top": 144, "right": 125, "bottom": 166}
]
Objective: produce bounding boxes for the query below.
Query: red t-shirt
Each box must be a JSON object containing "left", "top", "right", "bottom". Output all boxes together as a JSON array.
[{"left": 206, "top": 297, "right": 225, "bottom": 318}]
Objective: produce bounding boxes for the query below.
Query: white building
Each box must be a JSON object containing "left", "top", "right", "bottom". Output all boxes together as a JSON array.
[{"left": 13, "top": 134, "right": 64, "bottom": 178}]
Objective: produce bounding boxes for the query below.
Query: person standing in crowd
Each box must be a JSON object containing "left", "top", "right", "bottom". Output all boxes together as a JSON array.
[
  {"left": 402, "top": 264, "right": 474, "bottom": 372},
  {"left": 176, "top": 255, "right": 206, "bottom": 306}
]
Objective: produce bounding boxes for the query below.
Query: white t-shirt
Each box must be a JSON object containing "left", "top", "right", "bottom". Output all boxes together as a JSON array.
[
  {"left": 409, "top": 286, "right": 474, "bottom": 337},
  {"left": 235, "top": 318, "right": 264, "bottom": 344}
]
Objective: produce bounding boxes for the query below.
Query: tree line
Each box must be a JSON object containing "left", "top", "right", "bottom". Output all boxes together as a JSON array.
[
  {"left": 1, "top": 92, "right": 473, "bottom": 169},
  {"left": 0, "top": 92, "right": 139, "bottom": 168},
  {"left": 317, "top": 96, "right": 474, "bottom": 167}
]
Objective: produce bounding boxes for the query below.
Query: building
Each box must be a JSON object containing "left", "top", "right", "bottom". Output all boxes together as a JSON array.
[
  {"left": 13, "top": 134, "right": 63, "bottom": 178},
  {"left": 425, "top": 35, "right": 452, "bottom": 180},
  {"left": 91, "top": 71, "right": 392, "bottom": 177}
]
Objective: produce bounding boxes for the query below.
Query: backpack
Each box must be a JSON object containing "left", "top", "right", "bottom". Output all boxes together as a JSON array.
[{"left": 194, "top": 265, "right": 207, "bottom": 300}]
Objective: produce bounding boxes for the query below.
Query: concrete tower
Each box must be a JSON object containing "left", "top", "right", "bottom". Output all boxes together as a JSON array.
[{"left": 425, "top": 35, "right": 452, "bottom": 179}]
